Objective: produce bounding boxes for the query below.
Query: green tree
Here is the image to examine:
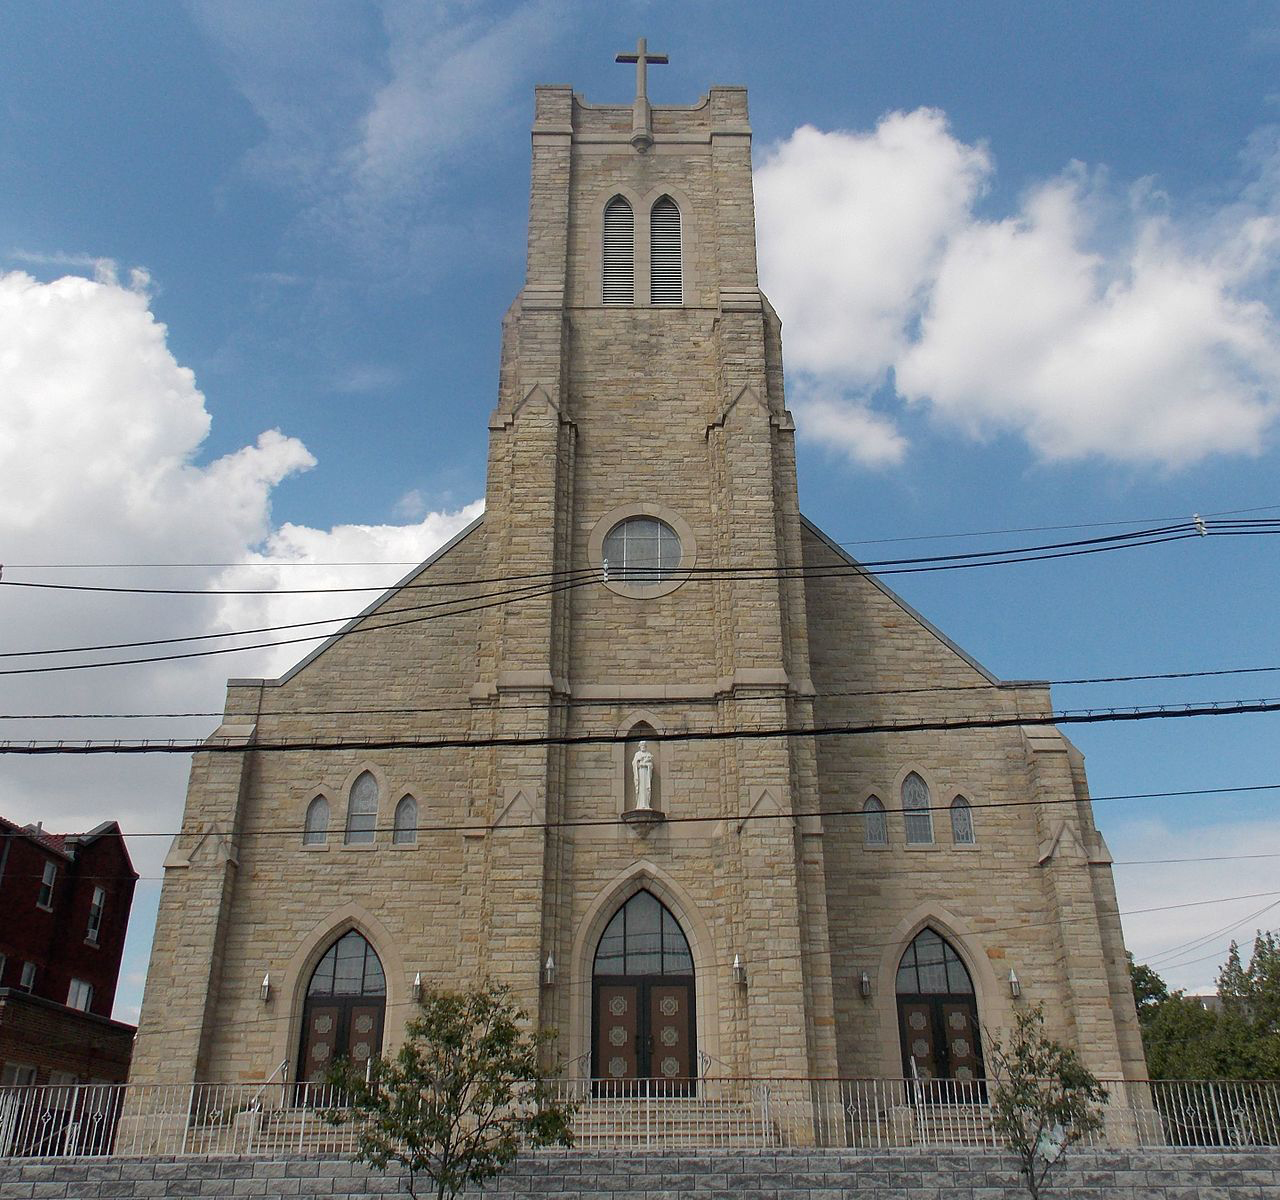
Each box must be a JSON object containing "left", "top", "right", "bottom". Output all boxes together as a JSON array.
[
  {"left": 1130, "top": 934, "right": 1280, "bottom": 1080},
  {"left": 986, "top": 1003, "right": 1108, "bottom": 1200},
  {"left": 326, "top": 983, "right": 574, "bottom": 1200}
]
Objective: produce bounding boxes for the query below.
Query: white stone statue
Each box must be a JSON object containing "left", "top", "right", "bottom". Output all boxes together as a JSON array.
[{"left": 631, "top": 741, "right": 655, "bottom": 810}]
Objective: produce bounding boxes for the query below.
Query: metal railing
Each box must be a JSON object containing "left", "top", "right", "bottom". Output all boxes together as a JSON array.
[{"left": 1, "top": 1076, "right": 1277, "bottom": 1159}]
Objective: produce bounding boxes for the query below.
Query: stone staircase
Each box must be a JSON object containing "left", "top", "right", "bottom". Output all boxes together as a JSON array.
[{"left": 565, "top": 1096, "right": 783, "bottom": 1149}]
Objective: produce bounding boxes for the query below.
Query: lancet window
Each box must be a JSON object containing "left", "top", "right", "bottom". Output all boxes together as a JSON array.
[
  {"left": 603, "top": 195, "right": 635, "bottom": 305},
  {"left": 393, "top": 795, "right": 418, "bottom": 845},
  {"left": 303, "top": 796, "right": 329, "bottom": 846},
  {"left": 950, "top": 796, "right": 976, "bottom": 845},
  {"left": 902, "top": 772, "right": 934, "bottom": 845},
  {"left": 649, "top": 196, "right": 682, "bottom": 305},
  {"left": 344, "top": 771, "right": 379, "bottom": 845},
  {"left": 863, "top": 796, "right": 888, "bottom": 846}
]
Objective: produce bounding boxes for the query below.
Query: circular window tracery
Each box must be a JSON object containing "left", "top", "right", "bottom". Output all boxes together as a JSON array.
[{"left": 602, "top": 517, "right": 682, "bottom": 584}]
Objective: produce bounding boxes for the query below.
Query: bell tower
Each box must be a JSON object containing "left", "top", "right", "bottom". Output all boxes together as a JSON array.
[{"left": 474, "top": 53, "right": 839, "bottom": 1079}]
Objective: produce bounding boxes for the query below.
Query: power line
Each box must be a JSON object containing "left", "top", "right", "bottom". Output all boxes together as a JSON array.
[
  {"left": 1, "top": 694, "right": 1278, "bottom": 755},
  {"left": 3, "top": 525, "right": 1274, "bottom": 677},
  {"left": 6, "top": 662, "right": 1280, "bottom": 721},
  {"left": 7, "top": 503, "right": 1277, "bottom": 568},
  {"left": 3, "top": 518, "right": 1259, "bottom": 597},
  {"left": 5, "top": 780, "right": 1279, "bottom": 842}
]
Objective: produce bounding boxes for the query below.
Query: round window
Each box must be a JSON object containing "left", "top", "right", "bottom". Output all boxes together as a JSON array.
[{"left": 602, "top": 517, "right": 682, "bottom": 584}]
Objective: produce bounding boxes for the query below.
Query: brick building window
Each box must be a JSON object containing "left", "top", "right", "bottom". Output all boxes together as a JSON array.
[
  {"left": 903, "top": 773, "right": 934, "bottom": 845},
  {"left": 1, "top": 1064, "right": 36, "bottom": 1087},
  {"left": 67, "top": 978, "right": 94, "bottom": 1011},
  {"left": 19, "top": 962, "right": 36, "bottom": 992},
  {"left": 86, "top": 886, "right": 106, "bottom": 942},
  {"left": 37, "top": 860, "right": 56, "bottom": 909}
]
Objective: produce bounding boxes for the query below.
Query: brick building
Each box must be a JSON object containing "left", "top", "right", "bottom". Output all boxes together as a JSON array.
[
  {"left": 0, "top": 818, "right": 137, "bottom": 1086},
  {"left": 133, "top": 63, "right": 1147, "bottom": 1091}
]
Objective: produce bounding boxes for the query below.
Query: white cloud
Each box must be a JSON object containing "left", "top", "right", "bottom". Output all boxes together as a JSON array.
[
  {"left": 757, "top": 115, "right": 1280, "bottom": 468},
  {"left": 790, "top": 384, "right": 907, "bottom": 469},
  {"left": 0, "top": 268, "right": 481, "bottom": 1015},
  {"left": 1109, "top": 816, "right": 1280, "bottom": 993}
]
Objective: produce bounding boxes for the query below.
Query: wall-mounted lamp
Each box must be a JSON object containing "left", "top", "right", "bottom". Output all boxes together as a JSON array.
[
  {"left": 732, "top": 954, "right": 747, "bottom": 987},
  {"left": 1008, "top": 968, "right": 1022, "bottom": 999},
  {"left": 859, "top": 971, "right": 872, "bottom": 999},
  {"left": 412, "top": 971, "right": 423, "bottom": 1003},
  {"left": 542, "top": 954, "right": 556, "bottom": 987},
  {"left": 260, "top": 972, "right": 272, "bottom": 1004}
]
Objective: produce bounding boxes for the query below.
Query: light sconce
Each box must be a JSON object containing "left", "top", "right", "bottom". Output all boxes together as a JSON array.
[
  {"left": 412, "top": 971, "right": 423, "bottom": 1003},
  {"left": 732, "top": 954, "right": 747, "bottom": 987},
  {"left": 542, "top": 954, "right": 556, "bottom": 987},
  {"left": 859, "top": 971, "right": 872, "bottom": 999},
  {"left": 1008, "top": 968, "right": 1022, "bottom": 999},
  {"left": 260, "top": 972, "right": 272, "bottom": 1004}
]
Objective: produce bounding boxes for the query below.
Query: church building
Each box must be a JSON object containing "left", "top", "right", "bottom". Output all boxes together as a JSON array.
[{"left": 132, "top": 53, "right": 1148, "bottom": 1093}]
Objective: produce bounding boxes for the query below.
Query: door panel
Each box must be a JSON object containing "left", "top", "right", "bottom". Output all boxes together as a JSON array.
[
  {"left": 940, "top": 1001, "right": 982, "bottom": 1083},
  {"left": 299, "top": 1003, "right": 343, "bottom": 1084},
  {"left": 595, "top": 984, "right": 640, "bottom": 1083},
  {"left": 648, "top": 983, "right": 693, "bottom": 1091},
  {"left": 899, "top": 999, "right": 940, "bottom": 1080}
]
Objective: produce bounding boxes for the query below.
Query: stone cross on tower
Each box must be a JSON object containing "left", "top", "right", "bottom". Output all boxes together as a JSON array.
[{"left": 615, "top": 36, "right": 668, "bottom": 151}]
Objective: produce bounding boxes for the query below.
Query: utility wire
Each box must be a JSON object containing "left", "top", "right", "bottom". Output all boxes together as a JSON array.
[
  {"left": 5, "top": 781, "right": 1280, "bottom": 842},
  {"left": 1, "top": 519, "right": 1257, "bottom": 597},
  {"left": 6, "top": 662, "right": 1280, "bottom": 722},
  {"left": 3, "top": 524, "right": 1273, "bottom": 676},
  {"left": 1, "top": 694, "right": 1278, "bottom": 755},
  {"left": 7, "top": 503, "right": 1277, "bottom": 568}
]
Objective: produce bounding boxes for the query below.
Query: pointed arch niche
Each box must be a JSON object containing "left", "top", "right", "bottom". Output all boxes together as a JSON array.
[
  {"left": 872, "top": 906, "right": 1008, "bottom": 1080},
  {"left": 615, "top": 713, "right": 666, "bottom": 815},
  {"left": 270, "top": 903, "right": 408, "bottom": 1079},
  {"left": 568, "top": 863, "right": 721, "bottom": 1081}
]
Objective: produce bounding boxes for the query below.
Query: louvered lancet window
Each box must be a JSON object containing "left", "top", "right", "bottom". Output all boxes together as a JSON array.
[
  {"left": 649, "top": 196, "right": 682, "bottom": 305},
  {"left": 602, "top": 196, "right": 635, "bottom": 305}
]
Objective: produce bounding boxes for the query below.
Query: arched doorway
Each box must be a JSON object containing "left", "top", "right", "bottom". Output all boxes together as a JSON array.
[
  {"left": 895, "top": 928, "right": 984, "bottom": 1084},
  {"left": 592, "top": 890, "right": 695, "bottom": 1093},
  {"left": 297, "top": 930, "right": 387, "bottom": 1087}
]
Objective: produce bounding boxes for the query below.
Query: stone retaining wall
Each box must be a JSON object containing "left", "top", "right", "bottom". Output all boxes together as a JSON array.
[{"left": 2, "top": 1149, "right": 1279, "bottom": 1199}]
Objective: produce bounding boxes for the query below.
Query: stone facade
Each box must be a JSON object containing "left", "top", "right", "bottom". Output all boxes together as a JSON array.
[{"left": 131, "top": 77, "right": 1145, "bottom": 1089}]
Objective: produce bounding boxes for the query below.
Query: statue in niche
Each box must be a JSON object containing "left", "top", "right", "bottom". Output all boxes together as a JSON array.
[{"left": 631, "top": 741, "right": 655, "bottom": 811}]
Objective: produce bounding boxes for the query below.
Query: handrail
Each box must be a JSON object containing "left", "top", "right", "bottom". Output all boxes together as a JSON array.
[{"left": 248, "top": 1059, "right": 289, "bottom": 1111}]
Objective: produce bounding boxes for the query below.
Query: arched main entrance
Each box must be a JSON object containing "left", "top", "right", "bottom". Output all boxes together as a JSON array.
[
  {"left": 895, "top": 928, "right": 984, "bottom": 1084},
  {"left": 592, "top": 890, "right": 695, "bottom": 1093},
  {"left": 297, "top": 930, "right": 387, "bottom": 1086}
]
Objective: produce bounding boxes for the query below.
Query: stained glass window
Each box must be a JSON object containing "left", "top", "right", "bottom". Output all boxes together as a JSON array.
[
  {"left": 304, "top": 796, "right": 329, "bottom": 846},
  {"left": 903, "top": 772, "right": 934, "bottom": 845},
  {"left": 345, "top": 772, "right": 378, "bottom": 845},
  {"left": 896, "top": 929, "right": 974, "bottom": 995},
  {"left": 393, "top": 795, "right": 417, "bottom": 845},
  {"left": 951, "top": 796, "right": 976, "bottom": 845},
  {"left": 308, "top": 930, "right": 386, "bottom": 998}
]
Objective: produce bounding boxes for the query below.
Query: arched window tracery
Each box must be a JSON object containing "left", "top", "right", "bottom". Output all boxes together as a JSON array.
[
  {"left": 393, "top": 795, "right": 417, "bottom": 845},
  {"left": 863, "top": 796, "right": 888, "bottom": 846},
  {"left": 297, "top": 930, "right": 387, "bottom": 1087},
  {"left": 903, "top": 772, "right": 934, "bottom": 845},
  {"left": 303, "top": 796, "right": 329, "bottom": 846},
  {"left": 950, "top": 796, "right": 976, "bottom": 845},
  {"left": 345, "top": 771, "right": 379, "bottom": 845}
]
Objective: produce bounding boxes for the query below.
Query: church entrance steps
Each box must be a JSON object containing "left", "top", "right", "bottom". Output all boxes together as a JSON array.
[{"left": 1, "top": 1079, "right": 1278, "bottom": 1160}]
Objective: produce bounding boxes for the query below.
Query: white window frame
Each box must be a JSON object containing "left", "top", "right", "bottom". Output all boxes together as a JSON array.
[
  {"left": 86, "top": 886, "right": 106, "bottom": 943},
  {"left": 19, "top": 961, "right": 37, "bottom": 992},
  {"left": 67, "top": 978, "right": 94, "bottom": 1012},
  {"left": 37, "top": 860, "right": 56, "bottom": 910},
  {"left": 1, "top": 1063, "right": 37, "bottom": 1087}
]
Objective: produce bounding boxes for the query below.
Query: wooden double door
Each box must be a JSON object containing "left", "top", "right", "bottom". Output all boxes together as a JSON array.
[
  {"left": 297, "top": 996, "right": 386, "bottom": 1087},
  {"left": 593, "top": 977, "right": 695, "bottom": 1094},
  {"left": 897, "top": 994, "right": 984, "bottom": 1087}
]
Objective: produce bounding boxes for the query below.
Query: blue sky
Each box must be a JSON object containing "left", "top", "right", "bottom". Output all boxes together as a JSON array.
[{"left": 2, "top": 2, "right": 1280, "bottom": 1022}]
